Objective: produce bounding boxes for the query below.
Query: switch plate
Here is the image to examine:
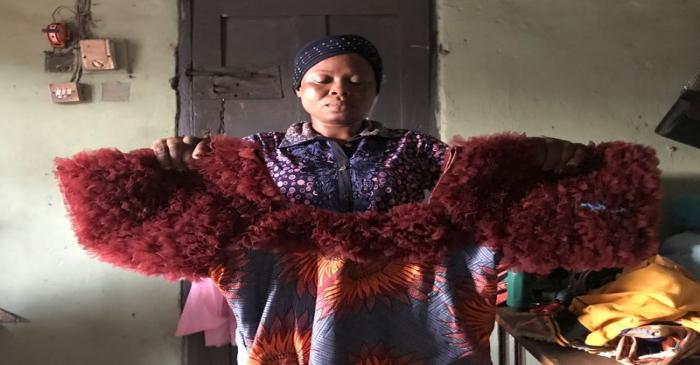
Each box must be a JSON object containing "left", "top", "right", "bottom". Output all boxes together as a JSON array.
[
  {"left": 101, "top": 81, "right": 130, "bottom": 102},
  {"left": 49, "top": 82, "right": 81, "bottom": 103},
  {"left": 80, "top": 39, "right": 117, "bottom": 71},
  {"left": 44, "top": 50, "right": 75, "bottom": 73}
]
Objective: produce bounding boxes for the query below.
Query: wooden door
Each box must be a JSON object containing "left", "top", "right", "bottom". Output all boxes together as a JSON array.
[
  {"left": 175, "top": 0, "right": 436, "bottom": 363},
  {"left": 177, "top": 0, "right": 436, "bottom": 138}
]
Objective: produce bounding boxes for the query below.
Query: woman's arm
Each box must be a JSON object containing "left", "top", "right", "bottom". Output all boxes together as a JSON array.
[
  {"left": 54, "top": 136, "right": 281, "bottom": 281},
  {"left": 431, "top": 134, "right": 660, "bottom": 274}
]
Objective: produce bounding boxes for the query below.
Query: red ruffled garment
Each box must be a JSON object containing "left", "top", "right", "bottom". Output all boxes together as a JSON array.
[{"left": 54, "top": 133, "right": 661, "bottom": 278}]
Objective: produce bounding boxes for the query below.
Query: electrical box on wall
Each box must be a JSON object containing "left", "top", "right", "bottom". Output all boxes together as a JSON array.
[
  {"left": 41, "top": 22, "right": 71, "bottom": 48},
  {"left": 49, "top": 82, "right": 81, "bottom": 103},
  {"left": 80, "top": 39, "right": 117, "bottom": 71},
  {"left": 44, "top": 51, "right": 75, "bottom": 73}
]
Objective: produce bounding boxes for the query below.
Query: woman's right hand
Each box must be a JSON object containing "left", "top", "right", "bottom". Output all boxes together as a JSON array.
[{"left": 151, "top": 136, "right": 210, "bottom": 170}]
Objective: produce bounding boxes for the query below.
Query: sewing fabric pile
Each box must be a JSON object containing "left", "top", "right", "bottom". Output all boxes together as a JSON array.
[{"left": 513, "top": 255, "right": 700, "bottom": 364}]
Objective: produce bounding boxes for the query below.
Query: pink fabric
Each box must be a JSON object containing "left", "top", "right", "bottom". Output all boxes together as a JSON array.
[{"left": 175, "top": 279, "right": 236, "bottom": 347}]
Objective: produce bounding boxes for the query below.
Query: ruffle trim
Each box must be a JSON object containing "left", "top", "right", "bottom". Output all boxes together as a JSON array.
[{"left": 55, "top": 134, "right": 660, "bottom": 278}]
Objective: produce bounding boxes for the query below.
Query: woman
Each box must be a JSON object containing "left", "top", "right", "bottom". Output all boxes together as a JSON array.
[{"left": 153, "top": 35, "right": 587, "bottom": 364}]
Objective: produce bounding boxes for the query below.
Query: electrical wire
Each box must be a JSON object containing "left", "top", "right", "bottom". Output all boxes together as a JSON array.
[
  {"left": 51, "top": 5, "right": 76, "bottom": 22},
  {"left": 74, "top": 0, "right": 94, "bottom": 40},
  {"left": 47, "top": 0, "right": 93, "bottom": 83},
  {"left": 71, "top": 0, "right": 93, "bottom": 83},
  {"left": 48, "top": 6, "right": 77, "bottom": 54},
  {"left": 69, "top": 48, "right": 82, "bottom": 82}
]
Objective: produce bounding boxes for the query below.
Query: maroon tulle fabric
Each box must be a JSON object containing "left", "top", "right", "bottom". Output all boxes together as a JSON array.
[{"left": 54, "top": 134, "right": 660, "bottom": 279}]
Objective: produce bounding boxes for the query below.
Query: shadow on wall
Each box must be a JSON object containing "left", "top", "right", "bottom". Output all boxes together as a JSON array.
[{"left": 660, "top": 174, "right": 700, "bottom": 237}]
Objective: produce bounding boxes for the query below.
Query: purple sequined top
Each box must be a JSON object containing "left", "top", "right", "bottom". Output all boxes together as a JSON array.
[{"left": 246, "top": 120, "right": 446, "bottom": 212}]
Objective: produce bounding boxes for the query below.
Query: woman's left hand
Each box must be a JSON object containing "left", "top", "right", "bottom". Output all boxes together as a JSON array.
[{"left": 530, "top": 137, "right": 588, "bottom": 174}]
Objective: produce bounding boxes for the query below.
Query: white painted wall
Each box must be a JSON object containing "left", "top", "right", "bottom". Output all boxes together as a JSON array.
[
  {"left": 2, "top": 0, "right": 699, "bottom": 364},
  {"left": 437, "top": 0, "right": 700, "bottom": 175},
  {"left": 0, "top": 1, "right": 180, "bottom": 364},
  {"left": 436, "top": 1, "right": 700, "bottom": 364}
]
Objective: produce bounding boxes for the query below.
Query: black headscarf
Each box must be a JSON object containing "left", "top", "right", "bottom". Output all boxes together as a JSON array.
[{"left": 292, "top": 34, "right": 383, "bottom": 93}]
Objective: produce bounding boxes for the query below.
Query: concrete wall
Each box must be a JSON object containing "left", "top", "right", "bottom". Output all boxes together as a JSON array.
[
  {"left": 436, "top": 1, "right": 700, "bottom": 364},
  {"left": 437, "top": 0, "right": 700, "bottom": 176},
  {"left": 2, "top": 0, "right": 699, "bottom": 364},
  {"left": 0, "top": 1, "right": 180, "bottom": 364}
]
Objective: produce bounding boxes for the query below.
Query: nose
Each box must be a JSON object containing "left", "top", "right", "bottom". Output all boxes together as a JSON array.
[{"left": 329, "top": 79, "right": 350, "bottom": 97}]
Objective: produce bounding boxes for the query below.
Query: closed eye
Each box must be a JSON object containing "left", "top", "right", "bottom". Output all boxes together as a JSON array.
[
  {"left": 349, "top": 76, "right": 370, "bottom": 84},
  {"left": 308, "top": 74, "right": 332, "bottom": 84}
]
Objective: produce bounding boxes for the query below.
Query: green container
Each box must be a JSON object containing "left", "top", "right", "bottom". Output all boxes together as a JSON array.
[{"left": 506, "top": 271, "right": 530, "bottom": 311}]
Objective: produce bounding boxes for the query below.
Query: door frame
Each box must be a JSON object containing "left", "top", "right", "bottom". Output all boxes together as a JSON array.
[
  {"left": 174, "top": 1, "right": 439, "bottom": 363},
  {"left": 175, "top": 0, "right": 439, "bottom": 138}
]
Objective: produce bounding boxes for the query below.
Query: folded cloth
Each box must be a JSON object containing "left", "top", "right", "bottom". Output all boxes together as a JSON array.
[
  {"left": 512, "top": 307, "right": 700, "bottom": 364},
  {"left": 176, "top": 278, "right": 236, "bottom": 347},
  {"left": 569, "top": 255, "right": 700, "bottom": 347},
  {"left": 614, "top": 324, "right": 700, "bottom": 365},
  {"left": 513, "top": 310, "right": 614, "bottom": 354}
]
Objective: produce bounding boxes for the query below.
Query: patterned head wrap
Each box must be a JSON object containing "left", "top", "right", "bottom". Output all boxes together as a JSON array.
[{"left": 292, "top": 34, "right": 383, "bottom": 93}]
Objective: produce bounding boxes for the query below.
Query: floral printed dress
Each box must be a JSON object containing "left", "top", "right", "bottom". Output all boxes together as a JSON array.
[
  {"left": 56, "top": 119, "right": 661, "bottom": 364},
  {"left": 225, "top": 121, "right": 500, "bottom": 364}
]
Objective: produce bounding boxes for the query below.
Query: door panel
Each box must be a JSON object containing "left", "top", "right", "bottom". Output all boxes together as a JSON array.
[
  {"left": 190, "top": 15, "right": 324, "bottom": 136},
  {"left": 179, "top": 0, "right": 435, "bottom": 138}
]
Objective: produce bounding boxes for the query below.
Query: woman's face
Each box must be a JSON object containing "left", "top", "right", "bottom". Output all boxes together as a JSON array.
[{"left": 296, "top": 53, "right": 378, "bottom": 126}]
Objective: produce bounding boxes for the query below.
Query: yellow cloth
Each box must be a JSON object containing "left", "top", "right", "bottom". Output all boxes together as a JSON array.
[{"left": 569, "top": 255, "right": 700, "bottom": 346}]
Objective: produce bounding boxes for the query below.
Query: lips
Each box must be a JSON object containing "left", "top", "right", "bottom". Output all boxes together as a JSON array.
[{"left": 325, "top": 102, "right": 352, "bottom": 112}]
